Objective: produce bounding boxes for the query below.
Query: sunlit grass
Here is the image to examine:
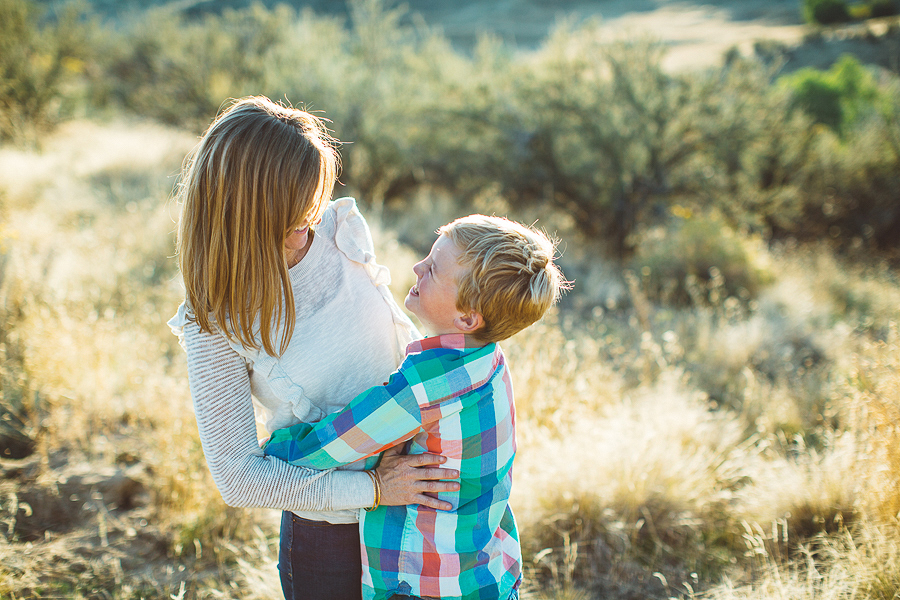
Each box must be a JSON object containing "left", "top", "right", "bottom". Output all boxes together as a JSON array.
[
  {"left": 0, "top": 119, "right": 280, "bottom": 597},
  {"left": 2, "top": 0, "right": 899, "bottom": 596},
  {"left": 1, "top": 118, "right": 899, "bottom": 599},
  {"left": 698, "top": 521, "right": 900, "bottom": 600}
]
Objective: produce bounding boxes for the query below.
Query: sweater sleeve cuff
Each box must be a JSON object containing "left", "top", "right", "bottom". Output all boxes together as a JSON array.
[{"left": 328, "top": 469, "right": 376, "bottom": 511}]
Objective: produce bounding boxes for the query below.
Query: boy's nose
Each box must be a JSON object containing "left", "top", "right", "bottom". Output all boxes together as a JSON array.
[{"left": 412, "top": 261, "right": 425, "bottom": 277}]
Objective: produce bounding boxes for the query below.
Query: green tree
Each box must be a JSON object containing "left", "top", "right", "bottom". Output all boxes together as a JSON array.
[
  {"left": 499, "top": 28, "right": 704, "bottom": 257},
  {"left": 803, "top": 0, "right": 851, "bottom": 24},
  {"left": 0, "top": 0, "right": 90, "bottom": 143},
  {"left": 781, "top": 54, "right": 881, "bottom": 135},
  {"left": 870, "top": 0, "right": 900, "bottom": 17}
]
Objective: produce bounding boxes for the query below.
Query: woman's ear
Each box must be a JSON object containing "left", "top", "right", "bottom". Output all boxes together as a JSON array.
[{"left": 453, "top": 311, "right": 484, "bottom": 335}]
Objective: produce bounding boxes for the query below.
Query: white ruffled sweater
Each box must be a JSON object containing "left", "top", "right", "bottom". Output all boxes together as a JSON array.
[{"left": 169, "top": 198, "right": 420, "bottom": 523}]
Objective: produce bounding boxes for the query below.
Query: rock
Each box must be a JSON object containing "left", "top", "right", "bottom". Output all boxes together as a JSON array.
[
  {"left": 56, "top": 464, "right": 150, "bottom": 511},
  {"left": 0, "top": 406, "right": 36, "bottom": 460},
  {"left": 8, "top": 463, "right": 150, "bottom": 541}
]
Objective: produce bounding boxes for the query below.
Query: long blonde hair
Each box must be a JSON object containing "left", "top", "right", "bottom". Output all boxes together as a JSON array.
[{"left": 176, "top": 96, "right": 338, "bottom": 356}]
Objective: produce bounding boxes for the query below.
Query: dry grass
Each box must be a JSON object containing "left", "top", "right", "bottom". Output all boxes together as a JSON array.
[
  {"left": 0, "top": 119, "right": 282, "bottom": 598},
  {"left": 698, "top": 521, "right": 900, "bottom": 600},
  {"left": 1, "top": 119, "right": 899, "bottom": 599}
]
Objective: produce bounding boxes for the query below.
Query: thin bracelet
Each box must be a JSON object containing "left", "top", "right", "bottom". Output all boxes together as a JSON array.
[
  {"left": 365, "top": 470, "right": 381, "bottom": 511},
  {"left": 365, "top": 470, "right": 380, "bottom": 511},
  {"left": 373, "top": 470, "right": 381, "bottom": 509}
]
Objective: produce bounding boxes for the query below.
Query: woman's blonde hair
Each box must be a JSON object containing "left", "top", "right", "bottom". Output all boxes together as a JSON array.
[
  {"left": 439, "top": 215, "right": 571, "bottom": 344},
  {"left": 176, "top": 96, "right": 338, "bottom": 356}
]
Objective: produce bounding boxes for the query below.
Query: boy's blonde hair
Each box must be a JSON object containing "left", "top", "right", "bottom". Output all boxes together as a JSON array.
[
  {"left": 176, "top": 96, "right": 338, "bottom": 356},
  {"left": 439, "top": 215, "right": 569, "bottom": 344}
]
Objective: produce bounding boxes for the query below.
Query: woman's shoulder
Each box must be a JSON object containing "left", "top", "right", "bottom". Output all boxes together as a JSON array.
[
  {"left": 320, "top": 197, "right": 377, "bottom": 258},
  {"left": 320, "top": 197, "right": 365, "bottom": 231},
  {"left": 329, "top": 196, "right": 359, "bottom": 211}
]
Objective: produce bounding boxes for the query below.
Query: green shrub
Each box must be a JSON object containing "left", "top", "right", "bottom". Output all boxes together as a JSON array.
[
  {"left": 803, "top": 116, "right": 900, "bottom": 250},
  {"left": 786, "top": 72, "right": 845, "bottom": 130},
  {"left": 803, "top": 0, "right": 852, "bottom": 24},
  {"left": 629, "top": 213, "right": 773, "bottom": 307},
  {"left": 802, "top": 0, "right": 897, "bottom": 23},
  {"left": 870, "top": 0, "right": 900, "bottom": 16},
  {"left": 769, "top": 55, "right": 900, "bottom": 249},
  {"left": 781, "top": 54, "right": 881, "bottom": 134},
  {"left": 476, "top": 29, "right": 706, "bottom": 257},
  {"left": 6, "top": 0, "right": 900, "bottom": 256},
  {"left": 848, "top": 2, "right": 873, "bottom": 19},
  {"left": 96, "top": 4, "right": 298, "bottom": 128},
  {"left": 0, "top": 0, "right": 91, "bottom": 143}
]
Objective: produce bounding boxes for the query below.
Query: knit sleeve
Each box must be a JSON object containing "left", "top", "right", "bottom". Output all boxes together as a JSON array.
[{"left": 180, "top": 319, "right": 376, "bottom": 511}]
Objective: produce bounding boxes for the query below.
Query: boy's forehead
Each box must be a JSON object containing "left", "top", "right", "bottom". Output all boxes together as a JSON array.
[{"left": 430, "top": 234, "right": 465, "bottom": 271}]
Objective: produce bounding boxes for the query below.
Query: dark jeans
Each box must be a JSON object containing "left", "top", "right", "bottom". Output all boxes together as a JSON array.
[{"left": 279, "top": 511, "right": 362, "bottom": 600}]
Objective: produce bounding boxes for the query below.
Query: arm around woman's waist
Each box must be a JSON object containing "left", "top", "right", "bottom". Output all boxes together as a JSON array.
[{"left": 182, "top": 321, "right": 374, "bottom": 511}]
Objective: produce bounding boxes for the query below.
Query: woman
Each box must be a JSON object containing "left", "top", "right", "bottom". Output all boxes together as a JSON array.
[{"left": 168, "top": 96, "right": 458, "bottom": 600}]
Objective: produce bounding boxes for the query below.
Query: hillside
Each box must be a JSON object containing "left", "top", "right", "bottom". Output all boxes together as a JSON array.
[{"left": 57, "top": 0, "right": 900, "bottom": 73}]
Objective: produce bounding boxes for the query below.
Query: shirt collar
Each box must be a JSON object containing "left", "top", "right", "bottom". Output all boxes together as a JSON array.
[{"left": 407, "top": 333, "right": 488, "bottom": 354}]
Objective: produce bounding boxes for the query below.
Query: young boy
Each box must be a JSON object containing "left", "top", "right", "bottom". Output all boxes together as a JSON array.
[{"left": 263, "top": 214, "right": 568, "bottom": 600}]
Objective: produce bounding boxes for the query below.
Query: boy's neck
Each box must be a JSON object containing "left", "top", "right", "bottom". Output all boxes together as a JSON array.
[{"left": 420, "top": 332, "right": 490, "bottom": 349}]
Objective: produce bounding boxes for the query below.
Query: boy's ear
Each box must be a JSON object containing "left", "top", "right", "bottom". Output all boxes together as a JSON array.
[{"left": 454, "top": 310, "right": 484, "bottom": 335}]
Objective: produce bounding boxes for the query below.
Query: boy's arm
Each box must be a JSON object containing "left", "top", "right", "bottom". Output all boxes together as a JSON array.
[{"left": 263, "top": 365, "right": 423, "bottom": 469}]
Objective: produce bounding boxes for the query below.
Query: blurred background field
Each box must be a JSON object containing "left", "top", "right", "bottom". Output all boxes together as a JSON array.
[{"left": 1, "top": 0, "right": 900, "bottom": 598}]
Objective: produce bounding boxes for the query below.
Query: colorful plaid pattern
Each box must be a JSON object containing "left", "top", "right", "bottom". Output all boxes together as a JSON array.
[{"left": 263, "top": 334, "right": 522, "bottom": 600}]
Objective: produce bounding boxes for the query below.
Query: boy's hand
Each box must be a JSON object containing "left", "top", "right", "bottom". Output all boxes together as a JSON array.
[{"left": 376, "top": 443, "right": 460, "bottom": 511}]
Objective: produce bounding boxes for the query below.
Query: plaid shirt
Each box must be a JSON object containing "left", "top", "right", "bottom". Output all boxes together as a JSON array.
[{"left": 264, "top": 334, "right": 522, "bottom": 600}]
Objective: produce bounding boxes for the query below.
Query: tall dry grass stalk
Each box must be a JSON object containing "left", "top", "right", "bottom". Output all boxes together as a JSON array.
[
  {"left": 699, "top": 521, "right": 900, "bottom": 600},
  {"left": 1, "top": 119, "right": 900, "bottom": 599},
  {"left": 845, "top": 323, "right": 900, "bottom": 523},
  {"left": 0, "top": 119, "right": 284, "bottom": 597}
]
